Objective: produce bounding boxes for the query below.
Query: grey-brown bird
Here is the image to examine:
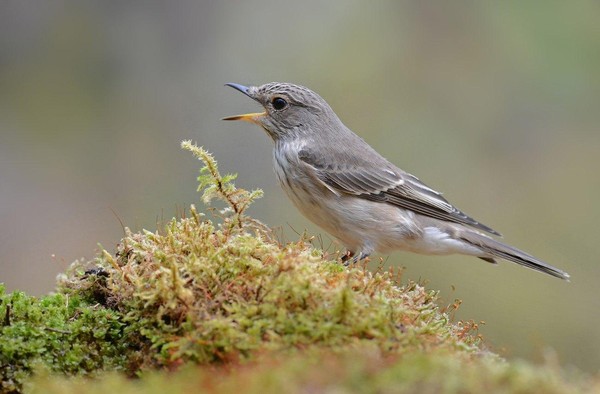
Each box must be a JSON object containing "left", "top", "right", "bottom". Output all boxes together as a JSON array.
[{"left": 223, "top": 82, "right": 569, "bottom": 280}]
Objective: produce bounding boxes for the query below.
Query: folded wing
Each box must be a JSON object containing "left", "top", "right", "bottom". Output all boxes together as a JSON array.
[{"left": 299, "top": 148, "right": 500, "bottom": 236}]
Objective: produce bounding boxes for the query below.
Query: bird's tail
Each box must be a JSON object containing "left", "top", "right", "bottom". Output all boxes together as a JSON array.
[{"left": 459, "top": 231, "right": 570, "bottom": 281}]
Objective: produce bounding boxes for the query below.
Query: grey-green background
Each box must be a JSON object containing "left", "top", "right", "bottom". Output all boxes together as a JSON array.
[{"left": 1, "top": 1, "right": 598, "bottom": 374}]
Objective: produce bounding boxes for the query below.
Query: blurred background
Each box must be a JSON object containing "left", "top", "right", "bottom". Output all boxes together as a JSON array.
[{"left": 1, "top": 0, "right": 598, "bottom": 374}]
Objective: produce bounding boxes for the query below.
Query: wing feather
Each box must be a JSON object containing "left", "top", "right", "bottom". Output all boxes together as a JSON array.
[{"left": 299, "top": 148, "right": 500, "bottom": 236}]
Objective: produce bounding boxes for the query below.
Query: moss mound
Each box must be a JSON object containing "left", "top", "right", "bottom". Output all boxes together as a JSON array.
[
  {"left": 1, "top": 142, "right": 597, "bottom": 393},
  {"left": 55, "top": 142, "right": 485, "bottom": 370},
  {"left": 59, "top": 208, "right": 483, "bottom": 366}
]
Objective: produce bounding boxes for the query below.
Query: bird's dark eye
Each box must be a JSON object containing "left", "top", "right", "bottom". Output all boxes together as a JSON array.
[{"left": 272, "top": 97, "right": 288, "bottom": 110}]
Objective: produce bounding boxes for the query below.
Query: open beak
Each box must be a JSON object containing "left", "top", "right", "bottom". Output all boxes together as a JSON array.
[{"left": 222, "top": 83, "right": 266, "bottom": 125}]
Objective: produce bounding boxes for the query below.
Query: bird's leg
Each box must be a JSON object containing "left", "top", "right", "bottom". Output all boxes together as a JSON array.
[
  {"left": 341, "top": 251, "right": 355, "bottom": 266},
  {"left": 341, "top": 251, "right": 370, "bottom": 266},
  {"left": 357, "top": 252, "right": 370, "bottom": 261}
]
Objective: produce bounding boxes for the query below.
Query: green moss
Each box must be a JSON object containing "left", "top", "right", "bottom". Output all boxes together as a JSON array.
[
  {"left": 1, "top": 142, "right": 597, "bottom": 393},
  {"left": 0, "top": 286, "right": 129, "bottom": 393}
]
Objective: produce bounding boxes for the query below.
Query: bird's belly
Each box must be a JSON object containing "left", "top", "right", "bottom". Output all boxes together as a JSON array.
[
  {"left": 276, "top": 174, "right": 421, "bottom": 253},
  {"left": 272, "top": 150, "right": 472, "bottom": 255},
  {"left": 275, "top": 172, "right": 481, "bottom": 258}
]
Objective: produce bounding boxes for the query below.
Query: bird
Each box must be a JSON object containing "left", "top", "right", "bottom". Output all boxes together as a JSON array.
[{"left": 222, "top": 82, "right": 569, "bottom": 280}]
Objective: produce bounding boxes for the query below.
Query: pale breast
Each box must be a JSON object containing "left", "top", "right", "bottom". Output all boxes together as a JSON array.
[
  {"left": 272, "top": 140, "right": 328, "bottom": 210},
  {"left": 273, "top": 141, "right": 410, "bottom": 252}
]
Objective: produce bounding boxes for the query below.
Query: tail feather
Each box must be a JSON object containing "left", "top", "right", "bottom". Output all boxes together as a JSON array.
[{"left": 460, "top": 232, "right": 570, "bottom": 281}]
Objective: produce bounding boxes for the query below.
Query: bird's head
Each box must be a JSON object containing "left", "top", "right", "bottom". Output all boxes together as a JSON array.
[{"left": 223, "top": 82, "right": 335, "bottom": 141}]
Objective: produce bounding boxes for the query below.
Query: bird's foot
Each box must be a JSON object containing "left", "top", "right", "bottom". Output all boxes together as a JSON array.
[
  {"left": 341, "top": 251, "right": 370, "bottom": 266},
  {"left": 341, "top": 251, "right": 354, "bottom": 266}
]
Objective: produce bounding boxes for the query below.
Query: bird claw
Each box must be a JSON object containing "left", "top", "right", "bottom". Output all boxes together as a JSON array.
[{"left": 341, "top": 251, "right": 370, "bottom": 266}]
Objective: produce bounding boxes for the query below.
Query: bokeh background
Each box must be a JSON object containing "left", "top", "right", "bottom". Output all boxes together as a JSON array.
[{"left": 1, "top": 0, "right": 598, "bottom": 374}]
